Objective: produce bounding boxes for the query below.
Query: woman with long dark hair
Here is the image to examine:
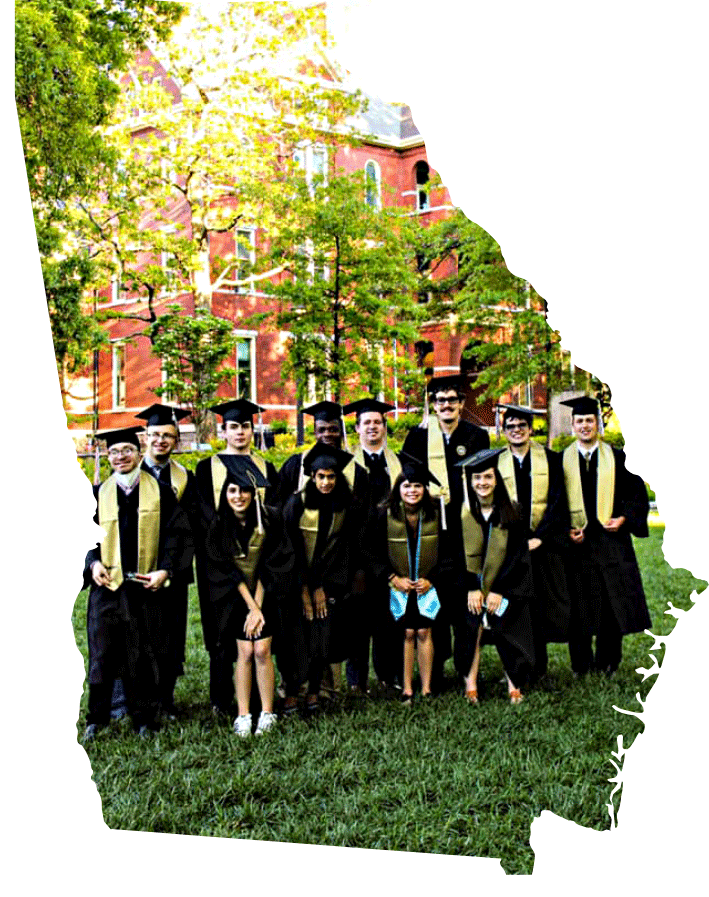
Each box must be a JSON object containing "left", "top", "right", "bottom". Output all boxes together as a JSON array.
[
  {"left": 375, "top": 454, "right": 449, "bottom": 703},
  {"left": 454, "top": 448, "right": 535, "bottom": 704},
  {"left": 281, "top": 443, "right": 366, "bottom": 714},
  {"left": 205, "top": 457, "right": 292, "bottom": 736}
]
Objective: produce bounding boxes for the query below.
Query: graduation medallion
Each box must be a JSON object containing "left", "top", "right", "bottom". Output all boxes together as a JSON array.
[{"left": 456, "top": 445, "right": 466, "bottom": 456}]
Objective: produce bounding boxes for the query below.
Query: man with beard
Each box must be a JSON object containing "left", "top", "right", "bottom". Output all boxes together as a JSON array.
[{"left": 402, "top": 374, "right": 490, "bottom": 692}]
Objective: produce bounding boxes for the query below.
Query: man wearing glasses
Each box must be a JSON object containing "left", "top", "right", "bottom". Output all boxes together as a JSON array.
[
  {"left": 401, "top": 374, "right": 490, "bottom": 692},
  {"left": 135, "top": 403, "right": 197, "bottom": 717},
  {"left": 82, "top": 427, "right": 192, "bottom": 743},
  {"left": 496, "top": 404, "right": 571, "bottom": 682}
]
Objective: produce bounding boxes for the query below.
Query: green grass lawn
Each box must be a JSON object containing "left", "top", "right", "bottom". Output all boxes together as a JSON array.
[{"left": 72, "top": 526, "right": 704, "bottom": 874}]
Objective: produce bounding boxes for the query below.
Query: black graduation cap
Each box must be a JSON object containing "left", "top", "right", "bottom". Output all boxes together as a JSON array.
[
  {"left": 456, "top": 447, "right": 505, "bottom": 472},
  {"left": 560, "top": 396, "right": 599, "bottom": 416},
  {"left": 209, "top": 398, "right": 264, "bottom": 423},
  {"left": 97, "top": 426, "right": 143, "bottom": 449},
  {"left": 302, "top": 442, "right": 353, "bottom": 476},
  {"left": 426, "top": 374, "right": 465, "bottom": 396},
  {"left": 342, "top": 398, "right": 394, "bottom": 417},
  {"left": 497, "top": 404, "right": 538, "bottom": 426},
  {"left": 302, "top": 401, "right": 343, "bottom": 422},
  {"left": 135, "top": 403, "right": 190, "bottom": 428},
  {"left": 220, "top": 455, "right": 270, "bottom": 490},
  {"left": 397, "top": 452, "right": 441, "bottom": 487}
]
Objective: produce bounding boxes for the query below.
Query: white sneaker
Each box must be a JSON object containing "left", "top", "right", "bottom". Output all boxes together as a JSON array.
[
  {"left": 233, "top": 713, "right": 252, "bottom": 737},
  {"left": 255, "top": 711, "right": 277, "bottom": 735}
]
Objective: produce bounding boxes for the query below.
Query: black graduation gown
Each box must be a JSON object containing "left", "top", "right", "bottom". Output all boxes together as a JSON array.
[
  {"left": 452, "top": 512, "right": 536, "bottom": 688},
  {"left": 83, "top": 476, "right": 193, "bottom": 725},
  {"left": 368, "top": 505, "right": 453, "bottom": 685},
  {"left": 140, "top": 458, "right": 198, "bottom": 686},
  {"left": 567, "top": 447, "right": 651, "bottom": 637},
  {"left": 204, "top": 506, "right": 294, "bottom": 655},
  {"left": 276, "top": 447, "right": 369, "bottom": 507},
  {"left": 509, "top": 448, "right": 571, "bottom": 643},
  {"left": 281, "top": 483, "right": 367, "bottom": 681}
]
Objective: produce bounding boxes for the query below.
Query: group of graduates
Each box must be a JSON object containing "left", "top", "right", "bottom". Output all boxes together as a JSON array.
[{"left": 81, "top": 373, "right": 652, "bottom": 743}]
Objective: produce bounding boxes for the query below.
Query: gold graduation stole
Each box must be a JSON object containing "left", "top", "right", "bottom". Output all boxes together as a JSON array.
[
  {"left": 299, "top": 505, "right": 346, "bottom": 570},
  {"left": 460, "top": 507, "right": 509, "bottom": 596},
  {"left": 233, "top": 527, "right": 266, "bottom": 595},
  {"left": 211, "top": 453, "right": 268, "bottom": 509},
  {"left": 562, "top": 441, "right": 615, "bottom": 529},
  {"left": 168, "top": 459, "right": 189, "bottom": 502},
  {"left": 386, "top": 511, "right": 438, "bottom": 578},
  {"left": 98, "top": 472, "right": 161, "bottom": 590},
  {"left": 498, "top": 443, "right": 549, "bottom": 532},
  {"left": 426, "top": 417, "right": 450, "bottom": 502},
  {"left": 353, "top": 445, "right": 402, "bottom": 490}
]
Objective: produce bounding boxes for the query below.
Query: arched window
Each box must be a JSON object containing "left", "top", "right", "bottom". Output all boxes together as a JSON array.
[
  {"left": 364, "top": 160, "right": 381, "bottom": 209},
  {"left": 415, "top": 160, "right": 430, "bottom": 211}
]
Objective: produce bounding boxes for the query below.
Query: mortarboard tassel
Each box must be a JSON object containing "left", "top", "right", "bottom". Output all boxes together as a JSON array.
[
  {"left": 420, "top": 388, "right": 430, "bottom": 429},
  {"left": 439, "top": 493, "right": 447, "bottom": 531},
  {"left": 93, "top": 438, "right": 101, "bottom": 486}
]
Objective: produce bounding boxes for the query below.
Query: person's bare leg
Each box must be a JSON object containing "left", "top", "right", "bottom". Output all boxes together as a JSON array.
[
  {"left": 235, "top": 640, "right": 254, "bottom": 716},
  {"left": 417, "top": 628, "right": 434, "bottom": 695},
  {"left": 253, "top": 637, "right": 275, "bottom": 713},
  {"left": 464, "top": 626, "right": 484, "bottom": 700},
  {"left": 402, "top": 629, "right": 416, "bottom": 696}
]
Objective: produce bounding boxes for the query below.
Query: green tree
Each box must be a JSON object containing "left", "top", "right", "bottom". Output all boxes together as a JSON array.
[
  {"left": 414, "top": 209, "right": 571, "bottom": 406},
  {"left": 15, "top": 0, "right": 185, "bottom": 402},
  {"left": 258, "top": 169, "right": 421, "bottom": 403},
  {"left": 149, "top": 305, "right": 238, "bottom": 443}
]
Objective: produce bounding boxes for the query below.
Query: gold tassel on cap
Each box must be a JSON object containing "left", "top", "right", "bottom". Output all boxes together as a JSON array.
[
  {"left": 420, "top": 388, "right": 430, "bottom": 429},
  {"left": 248, "top": 470, "right": 264, "bottom": 533},
  {"left": 439, "top": 493, "right": 447, "bottom": 531}
]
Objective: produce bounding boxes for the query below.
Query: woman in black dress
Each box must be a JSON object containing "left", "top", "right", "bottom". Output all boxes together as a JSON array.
[
  {"left": 454, "top": 448, "right": 535, "bottom": 705},
  {"left": 376, "top": 455, "right": 448, "bottom": 703},
  {"left": 205, "top": 457, "right": 290, "bottom": 736}
]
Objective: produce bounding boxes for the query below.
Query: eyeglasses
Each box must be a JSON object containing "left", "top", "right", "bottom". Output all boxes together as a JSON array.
[
  {"left": 148, "top": 432, "right": 176, "bottom": 441},
  {"left": 108, "top": 447, "right": 138, "bottom": 458},
  {"left": 504, "top": 423, "right": 529, "bottom": 431},
  {"left": 434, "top": 396, "right": 460, "bottom": 406}
]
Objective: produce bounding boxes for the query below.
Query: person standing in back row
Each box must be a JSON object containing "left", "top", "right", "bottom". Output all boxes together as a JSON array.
[{"left": 560, "top": 396, "right": 651, "bottom": 678}]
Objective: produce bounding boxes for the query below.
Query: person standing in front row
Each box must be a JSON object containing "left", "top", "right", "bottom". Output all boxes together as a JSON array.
[
  {"left": 455, "top": 448, "right": 535, "bottom": 705},
  {"left": 195, "top": 398, "right": 279, "bottom": 715},
  {"left": 496, "top": 404, "right": 571, "bottom": 682},
  {"left": 401, "top": 374, "right": 490, "bottom": 692},
  {"left": 281, "top": 444, "right": 367, "bottom": 715},
  {"left": 561, "top": 396, "right": 651, "bottom": 678},
  {"left": 82, "top": 427, "right": 193, "bottom": 743},
  {"left": 373, "top": 455, "right": 451, "bottom": 703}
]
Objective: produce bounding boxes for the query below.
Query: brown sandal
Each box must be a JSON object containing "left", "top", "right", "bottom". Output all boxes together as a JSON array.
[
  {"left": 465, "top": 689, "right": 478, "bottom": 704},
  {"left": 509, "top": 688, "right": 524, "bottom": 705}
]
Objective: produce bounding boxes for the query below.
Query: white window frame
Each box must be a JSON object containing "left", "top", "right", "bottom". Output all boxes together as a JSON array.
[
  {"left": 294, "top": 143, "right": 328, "bottom": 195},
  {"left": 234, "top": 227, "right": 256, "bottom": 294},
  {"left": 112, "top": 342, "right": 126, "bottom": 409},
  {"left": 364, "top": 159, "right": 381, "bottom": 210},
  {"left": 234, "top": 330, "right": 257, "bottom": 401}
]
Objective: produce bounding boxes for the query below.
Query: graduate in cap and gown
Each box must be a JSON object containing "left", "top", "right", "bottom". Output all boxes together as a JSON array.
[
  {"left": 454, "top": 448, "right": 535, "bottom": 704},
  {"left": 281, "top": 443, "right": 367, "bottom": 713},
  {"left": 342, "top": 398, "right": 403, "bottom": 694},
  {"left": 195, "top": 398, "right": 280, "bottom": 713},
  {"left": 135, "top": 403, "right": 197, "bottom": 714},
  {"left": 82, "top": 427, "right": 193, "bottom": 742},
  {"left": 370, "top": 453, "right": 453, "bottom": 702},
  {"left": 401, "top": 374, "right": 490, "bottom": 691},
  {"left": 560, "top": 396, "right": 651, "bottom": 677},
  {"left": 496, "top": 404, "right": 571, "bottom": 680},
  {"left": 276, "top": 401, "right": 369, "bottom": 504},
  {"left": 204, "top": 456, "right": 294, "bottom": 736}
]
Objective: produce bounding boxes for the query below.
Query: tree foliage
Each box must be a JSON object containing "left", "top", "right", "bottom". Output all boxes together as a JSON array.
[
  {"left": 258, "top": 170, "right": 421, "bottom": 403},
  {"left": 149, "top": 304, "right": 238, "bottom": 443},
  {"left": 414, "top": 209, "right": 571, "bottom": 403}
]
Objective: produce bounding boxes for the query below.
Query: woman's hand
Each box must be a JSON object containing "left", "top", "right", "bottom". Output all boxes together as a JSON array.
[
  {"left": 569, "top": 527, "right": 585, "bottom": 544},
  {"left": 413, "top": 578, "right": 432, "bottom": 594},
  {"left": 528, "top": 537, "right": 542, "bottom": 551},
  {"left": 245, "top": 607, "right": 265, "bottom": 639},
  {"left": 91, "top": 561, "right": 111, "bottom": 587},
  {"left": 485, "top": 592, "right": 503, "bottom": 614},
  {"left": 468, "top": 589, "right": 484, "bottom": 614},
  {"left": 603, "top": 516, "right": 626, "bottom": 532},
  {"left": 391, "top": 575, "right": 414, "bottom": 592},
  {"left": 313, "top": 587, "right": 328, "bottom": 619}
]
